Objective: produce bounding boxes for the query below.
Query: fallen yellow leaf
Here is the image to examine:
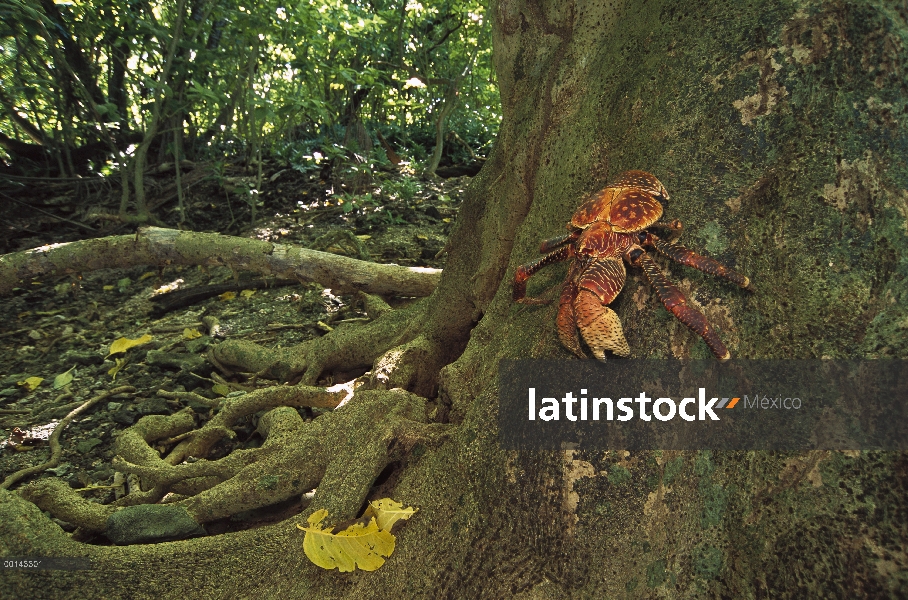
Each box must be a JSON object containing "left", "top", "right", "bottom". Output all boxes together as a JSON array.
[
  {"left": 297, "top": 510, "right": 395, "bottom": 572},
  {"left": 364, "top": 499, "right": 418, "bottom": 532},
  {"left": 108, "top": 334, "right": 153, "bottom": 356},
  {"left": 108, "top": 358, "right": 126, "bottom": 380},
  {"left": 17, "top": 376, "right": 44, "bottom": 392}
]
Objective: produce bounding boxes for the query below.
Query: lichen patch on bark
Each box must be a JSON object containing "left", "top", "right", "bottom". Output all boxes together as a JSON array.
[
  {"left": 561, "top": 449, "right": 597, "bottom": 532},
  {"left": 731, "top": 49, "right": 788, "bottom": 126},
  {"left": 821, "top": 150, "right": 884, "bottom": 212}
]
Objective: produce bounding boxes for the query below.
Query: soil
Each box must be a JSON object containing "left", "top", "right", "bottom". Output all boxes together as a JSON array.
[{"left": 0, "top": 160, "right": 466, "bottom": 539}]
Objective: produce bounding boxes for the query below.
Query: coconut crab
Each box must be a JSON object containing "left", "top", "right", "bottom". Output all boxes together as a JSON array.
[{"left": 513, "top": 170, "right": 752, "bottom": 361}]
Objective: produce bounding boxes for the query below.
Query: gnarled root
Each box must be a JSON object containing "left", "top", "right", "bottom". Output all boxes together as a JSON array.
[
  {"left": 366, "top": 334, "right": 450, "bottom": 397},
  {"left": 209, "top": 296, "right": 428, "bottom": 384},
  {"left": 19, "top": 478, "right": 116, "bottom": 533},
  {"left": 162, "top": 384, "right": 344, "bottom": 465},
  {"left": 20, "top": 389, "right": 448, "bottom": 540}
]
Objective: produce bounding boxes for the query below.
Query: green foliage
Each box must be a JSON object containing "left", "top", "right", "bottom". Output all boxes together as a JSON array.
[
  {"left": 380, "top": 175, "right": 420, "bottom": 202},
  {"left": 0, "top": 0, "right": 500, "bottom": 174}
]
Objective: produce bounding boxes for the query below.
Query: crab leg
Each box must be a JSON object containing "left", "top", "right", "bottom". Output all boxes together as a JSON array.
[
  {"left": 539, "top": 231, "right": 580, "bottom": 253},
  {"left": 647, "top": 236, "right": 753, "bottom": 291},
  {"left": 633, "top": 252, "right": 731, "bottom": 361},
  {"left": 513, "top": 245, "right": 572, "bottom": 303},
  {"left": 646, "top": 219, "right": 683, "bottom": 239}
]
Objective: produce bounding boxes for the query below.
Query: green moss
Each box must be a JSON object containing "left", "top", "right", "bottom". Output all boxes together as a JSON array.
[
  {"left": 699, "top": 220, "right": 729, "bottom": 254},
  {"left": 693, "top": 545, "right": 724, "bottom": 580},
  {"left": 646, "top": 558, "right": 668, "bottom": 588},
  {"left": 608, "top": 465, "right": 632, "bottom": 486},
  {"left": 664, "top": 456, "right": 685, "bottom": 484},
  {"left": 256, "top": 475, "right": 279, "bottom": 491},
  {"left": 694, "top": 450, "right": 713, "bottom": 476},
  {"left": 699, "top": 478, "right": 728, "bottom": 529},
  {"left": 646, "top": 474, "right": 660, "bottom": 491}
]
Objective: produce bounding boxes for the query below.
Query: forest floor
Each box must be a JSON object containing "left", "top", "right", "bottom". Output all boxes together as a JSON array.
[{"left": 0, "top": 160, "right": 467, "bottom": 539}]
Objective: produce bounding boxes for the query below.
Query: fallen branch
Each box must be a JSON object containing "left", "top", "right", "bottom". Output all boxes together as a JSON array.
[
  {"left": 0, "top": 227, "right": 442, "bottom": 297},
  {"left": 0, "top": 191, "right": 97, "bottom": 232},
  {"left": 1, "top": 386, "right": 136, "bottom": 490}
]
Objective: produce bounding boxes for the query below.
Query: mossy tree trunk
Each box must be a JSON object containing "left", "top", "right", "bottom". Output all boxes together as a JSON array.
[{"left": 3, "top": 1, "right": 907, "bottom": 597}]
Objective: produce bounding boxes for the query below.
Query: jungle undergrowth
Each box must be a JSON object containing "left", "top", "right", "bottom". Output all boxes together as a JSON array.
[{"left": 0, "top": 164, "right": 467, "bottom": 540}]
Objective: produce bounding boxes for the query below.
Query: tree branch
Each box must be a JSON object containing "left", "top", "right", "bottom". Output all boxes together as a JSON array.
[{"left": 0, "top": 227, "right": 441, "bottom": 297}]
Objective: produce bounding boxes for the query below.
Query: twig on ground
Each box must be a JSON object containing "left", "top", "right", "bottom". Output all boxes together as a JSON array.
[{"left": 0, "top": 385, "right": 136, "bottom": 490}]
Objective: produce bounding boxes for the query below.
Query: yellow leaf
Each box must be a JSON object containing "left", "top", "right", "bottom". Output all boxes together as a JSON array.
[
  {"left": 356, "top": 235, "right": 371, "bottom": 240},
  {"left": 317, "top": 321, "right": 333, "bottom": 332},
  {"left": 212, "top": 384, "right": 231, "bottom": 397},
  {"left": 416, "top": 234, "right": 428, "bottom": 240},
  {"left": 240, "top": 289, "right": 256, "bottom": 298},
  {"left": 183, "top": 328, "right": 203, "bottom": 340},
  {"left": 53, "top": 366, "right": 76, "bottom": 389},
  {"left": 297, "top": 510, "right": 396, "bottom": 572},
  {"left": 108, "top": 358, "right": 126, "bottom": 380},
  {"left": 17, "top": 377, "right": 44, "bottom": 392},
  {"left": 103, "top": 285, "right": 115, "bottom": 291},
  {"left": 107, "top": 334, "right": 153, "bottom": 357},
  {"left": 364, "top": 498, "right": 418, "bottom": 532},
  {"left": 139, "top": 271, "right": 156, "bottom": 281},
  {"left": 219, "top": 291, "right": 236, "bottom": 301}
]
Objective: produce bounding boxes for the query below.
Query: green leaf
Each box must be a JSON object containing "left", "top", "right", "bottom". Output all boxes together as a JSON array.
[{"left": 53, "top": 365, "right": 76, "bottom": 389}]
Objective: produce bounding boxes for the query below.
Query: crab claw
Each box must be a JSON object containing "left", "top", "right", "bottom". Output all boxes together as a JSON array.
[
  {"left": 556, "top": 280, "right": 586, "bottom": 358},
  {"left": 573, "top": 289, "right": 630, "bottom": 359}
]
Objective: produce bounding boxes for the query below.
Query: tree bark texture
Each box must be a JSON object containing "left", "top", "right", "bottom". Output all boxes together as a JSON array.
[{"left": 2, "top": 1, "right": 907, "bottom": 597}]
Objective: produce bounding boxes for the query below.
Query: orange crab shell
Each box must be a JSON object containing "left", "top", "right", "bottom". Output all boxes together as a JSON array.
[{"left": 569, "top": 170, "right": 669, "bottom": 233}]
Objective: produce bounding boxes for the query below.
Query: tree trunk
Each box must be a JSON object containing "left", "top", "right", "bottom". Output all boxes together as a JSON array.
[{"left": 3, "top": 1, "right": 907, "bottom": 597}]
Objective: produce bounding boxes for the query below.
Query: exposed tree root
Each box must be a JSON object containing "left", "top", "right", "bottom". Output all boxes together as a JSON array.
[
  {"left": 20, "top": 388, "right": 448, "bottom": 541},
  {"left": 19, "top": 478, "right": 116, "bottom": 533},
  {"left": 210, "top": 296, "right": 429, "bottom": 384},
  {"left": 0, "top": 224, "right": 458, "bottom": 562},
  {"left": 368, "top": 334, "right": 450, "bottom": 397}
]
